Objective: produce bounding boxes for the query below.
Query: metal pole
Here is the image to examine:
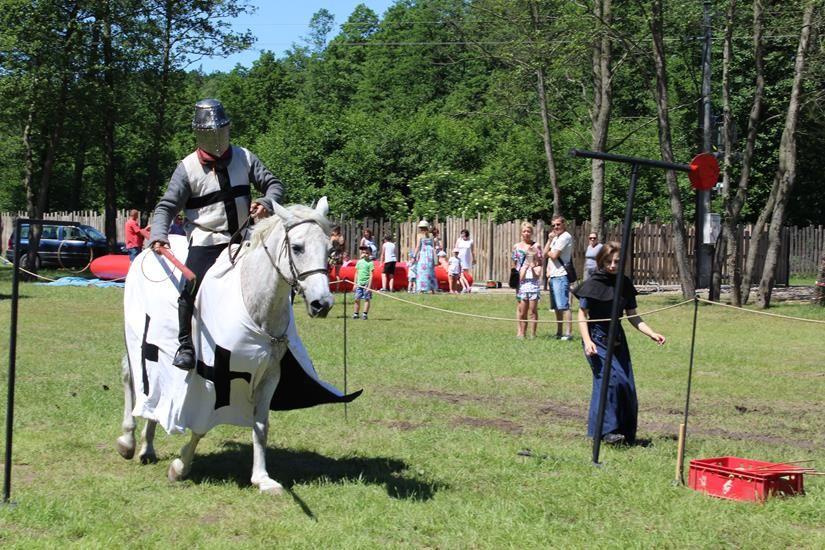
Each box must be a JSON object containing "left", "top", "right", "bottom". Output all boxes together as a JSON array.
[
  {"left": 592, "top": 163, "right": 639, "bottom": 465},
  {"left": 676, "top": 294, "right": 700, "bottom": 484},
  {"left": 570, "top": 148, "right": 691, "bottom": 173},
  {"left": 696, "top": 0, "right": 714, "bottom": 289},
  {"left": 3, "top": 218, "right": 23, "bottom": 503}
]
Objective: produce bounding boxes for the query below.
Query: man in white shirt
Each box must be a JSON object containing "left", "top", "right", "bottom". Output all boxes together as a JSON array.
[{"left": 543, "top": 215, "right": 574, "bottom": 340}]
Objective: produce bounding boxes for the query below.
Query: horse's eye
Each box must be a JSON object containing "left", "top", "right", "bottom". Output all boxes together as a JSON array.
[{"left": 291, "top": 244, "right": 304, "bottom": 254}]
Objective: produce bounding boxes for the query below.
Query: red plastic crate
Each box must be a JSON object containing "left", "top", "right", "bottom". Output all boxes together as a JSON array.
[{"left": 688, "top": 456, "right": 805, "bottom": 502}]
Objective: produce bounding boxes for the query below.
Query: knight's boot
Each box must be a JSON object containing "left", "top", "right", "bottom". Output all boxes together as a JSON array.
[{"left": 172, "top": 297, "right": 196, "bottom": 371}]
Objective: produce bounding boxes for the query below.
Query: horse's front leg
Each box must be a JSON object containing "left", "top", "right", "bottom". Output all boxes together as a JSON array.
[
  {"left": 116, "top": 354, "right": 136, "bottom": 459},
  {"left": 167, "top": 431, "right": 204, "bottom": 482},
  {"left": 139, "top": 419, "right": 158, "bottom": 464},
  {"left": 250, "top": 364, "right": 283, "bottom": 495}
]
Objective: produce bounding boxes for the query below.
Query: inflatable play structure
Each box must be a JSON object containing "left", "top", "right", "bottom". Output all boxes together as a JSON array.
[
  {"left": 329, "top": 260, "right": 472, "bottom": 292},
  {"left": 90, "top": 254, "right": 131, "bottom": 280},
  {"left": 93, "top": 255, "right": 472, "bottom": 292}
]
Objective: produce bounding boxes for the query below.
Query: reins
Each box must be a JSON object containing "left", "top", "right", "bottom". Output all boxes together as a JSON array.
[{"left": 260, "top": 218, "right": 329, "bottom": 296}]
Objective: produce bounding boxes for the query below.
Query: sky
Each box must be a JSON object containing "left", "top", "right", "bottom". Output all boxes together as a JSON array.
[{"left": 197, "top": 1, "right": 396, "bottom": 73}]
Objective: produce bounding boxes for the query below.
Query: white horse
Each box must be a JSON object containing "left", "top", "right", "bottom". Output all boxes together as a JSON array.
[{"left": 117, "top": 197, "right": 356, "bottom": 494}]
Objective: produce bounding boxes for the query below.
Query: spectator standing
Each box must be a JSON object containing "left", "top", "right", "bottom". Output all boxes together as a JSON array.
[
  {"left": 512, "top": 222, "right": 543, "bottom": 339},
  {"left": 380, "top": 234, "right": 398, "bottom": 291},
  {"left": 574, "top": 242, "right": 666, "bottom": 445},
  {"left": 431, "top": 226, "right": 443, "bottom": 255},
  {"left": 454, "top": 229, "right": 475, "bottom": 293},
  {"left": 414, "top": 220, "right": 437, "bottom": 293},
  {"left": 543, "top": 215, "right": 574, "bottom": 340},
  {"left": 169, "top": 213, "right": 186, "bottom": 236},
  {"left": 448, "top": 248, "right": 463, "bottom": 293},
  {"left": 353, "top": 246, "right": 374, "bottom": 320},
  {"left": 407, "top": 250, "right": 417, "bottom": 293},
  {"left": 359, "top": 228, "right": 377, "bottom": 260},
  {"left": 329, "top": 225, "right": 346, "bottom": 281},
  {"left": 584, "top": 232, "right": 603, "bottom": 281},
  {"left": 125, "top": 209, "right": 147, "bottom": 262}
]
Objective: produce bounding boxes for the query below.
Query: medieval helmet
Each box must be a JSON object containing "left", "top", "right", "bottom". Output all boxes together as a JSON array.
[{"left": 192, "top": 99, "right": 231, "bottom": 156}]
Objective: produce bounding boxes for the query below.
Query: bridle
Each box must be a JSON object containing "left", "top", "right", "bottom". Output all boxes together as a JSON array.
[{"left": 260, "top": 218, "right": 329, "bottom": 295}]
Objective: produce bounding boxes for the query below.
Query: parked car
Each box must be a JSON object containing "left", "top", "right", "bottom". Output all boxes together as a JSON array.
[{"left": 6, "top": 222, "right": 127, "bottom": 269}]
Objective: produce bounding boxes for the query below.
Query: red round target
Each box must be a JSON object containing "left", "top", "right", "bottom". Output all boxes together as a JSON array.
[{"left": 688, "top": 153, "right": 720, "bottom": 191}]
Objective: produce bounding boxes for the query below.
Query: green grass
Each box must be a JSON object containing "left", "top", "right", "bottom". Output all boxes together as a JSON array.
[{"left": 0, "top": 268, "right": 824, "bottom": 547}]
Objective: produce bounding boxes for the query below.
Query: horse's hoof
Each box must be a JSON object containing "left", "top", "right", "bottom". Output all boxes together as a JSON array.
[
  {"left": 139, "top": 451, "right": 158, "bottom": 465},
  {"left": 167, "top": 458, "right": 188, "bottom": 482},
  {"left": 116, "top": 435, "right": 136, "bottom": 460},
  {"left": 256, "top": 479, "right": 284, "bottom": 496}
]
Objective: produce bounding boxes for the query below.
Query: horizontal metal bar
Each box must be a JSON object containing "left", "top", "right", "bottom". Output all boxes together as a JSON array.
[{"left": 569, "top": 148, "right": 691, "bottom": 173}]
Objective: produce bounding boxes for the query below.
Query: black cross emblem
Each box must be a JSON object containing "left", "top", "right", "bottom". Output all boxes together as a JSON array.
[
  {"left": 196, "top": 345, "right": 252, "bottom": 409},
  {"left": 141, "top": 314, "right": 160, "bottom": 396}
]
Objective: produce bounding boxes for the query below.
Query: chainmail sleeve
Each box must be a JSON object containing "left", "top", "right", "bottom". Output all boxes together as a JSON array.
[{"left": 247, "top": 151, "right": 284, "bottom": 212}]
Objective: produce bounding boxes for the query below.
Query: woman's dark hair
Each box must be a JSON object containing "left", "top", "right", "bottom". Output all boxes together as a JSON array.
[
  {"left": 595, "top": 241, "right": 621, "bottom": 270},
  {"left": 332, "top": 225, "right": 341, "bottom": 234},
  {"left": 460, "top": 229, "right": 469, "bottom": 238},
  {"left": 384, "top": 234, "right": 393, "bottom": 242}
]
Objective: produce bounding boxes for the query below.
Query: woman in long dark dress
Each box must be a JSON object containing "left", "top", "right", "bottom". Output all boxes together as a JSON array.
[{"left": 574, "top": 242, "right": 666, "bottom": 445}]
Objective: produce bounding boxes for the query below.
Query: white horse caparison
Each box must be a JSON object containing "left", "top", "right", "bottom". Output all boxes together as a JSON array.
[{"left": 117, "top": 198, "right": 334, "bottom": 495}]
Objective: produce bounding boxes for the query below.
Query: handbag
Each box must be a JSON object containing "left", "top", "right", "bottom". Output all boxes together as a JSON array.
[
  {"left": 563, "top": 260, "right": 577, "bottom": 283},
  {"left": 508, "top": 268, "right": 520, "bottom": 289}
]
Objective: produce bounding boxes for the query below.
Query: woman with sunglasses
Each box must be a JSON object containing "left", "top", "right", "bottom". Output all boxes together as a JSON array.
[{"left": 584, "top": 232, "right": 603, "bottom": 281}]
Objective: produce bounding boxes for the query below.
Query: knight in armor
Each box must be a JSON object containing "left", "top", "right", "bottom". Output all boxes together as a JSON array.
[{"left": 149, "top": 99, "right": 284, "bottom": 371}]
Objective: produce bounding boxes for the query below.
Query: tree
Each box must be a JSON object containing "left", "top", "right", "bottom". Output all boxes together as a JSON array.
[
  {"left": 710, "top": 0, "right": 766, "bottom": 306},
  {"left": 589, "top": 0, "right": 613, "bottom": 240},
  {"left": 753, "top": 2, "right": 817, "bottom": 308},
  {"left": 649, "top": 0, "right": 694, "bottom": 298}
]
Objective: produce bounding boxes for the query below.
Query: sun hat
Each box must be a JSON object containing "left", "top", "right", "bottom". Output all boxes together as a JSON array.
[
  {"left": 417, "top": 220, "right": 429, "bottom": 229},
  {"left": 453, "top": 248, "right": 459, "bottom": 253}
]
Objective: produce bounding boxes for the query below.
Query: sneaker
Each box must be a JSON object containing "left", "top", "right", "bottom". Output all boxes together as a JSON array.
[
  {"left": 362, "top": 313, "right": 368, "bottom": 320},
  {"left": 352, "top": 313, "right": 359, "bottom": 320},
  {"left": 560, "top": 335, "right": 574, "bottom": 341},
  {"left": 603, "top": 433, "right": 625, "bottom": 445}
]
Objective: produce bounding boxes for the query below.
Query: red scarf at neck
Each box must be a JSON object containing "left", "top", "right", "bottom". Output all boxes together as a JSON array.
[{"left": 196, "top": 147, "right": 232, "bottom": 165}]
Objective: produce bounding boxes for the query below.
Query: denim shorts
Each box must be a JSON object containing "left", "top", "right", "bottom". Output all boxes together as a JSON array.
[
  {"left": 550, "top": 276, "right": 570, "bottom": 311},
  {"left": 354, "top": 287, "right": 372, "bottom": 301}
]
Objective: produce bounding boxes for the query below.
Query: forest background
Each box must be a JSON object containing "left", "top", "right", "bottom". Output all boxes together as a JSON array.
[{"left": 1, "top": 0, "right": 823, "bottom": 303}]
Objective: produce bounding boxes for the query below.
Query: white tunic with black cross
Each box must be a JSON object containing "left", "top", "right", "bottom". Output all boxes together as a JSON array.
[
  {"left": 149, "top": 145, "right": 284, "bottom": 246},
  {"left": 123, "top": 237, "right": 361, "bottom": 435}
]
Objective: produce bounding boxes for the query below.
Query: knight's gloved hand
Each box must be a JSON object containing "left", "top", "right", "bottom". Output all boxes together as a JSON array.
[
  {"left": 250, "top": 202, "right": 269, "bottom": 220},
  {"left": 152, "top": 241, "right": 169, "bottom": 254}
]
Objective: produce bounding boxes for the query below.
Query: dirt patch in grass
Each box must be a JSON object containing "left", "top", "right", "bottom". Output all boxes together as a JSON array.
[
  {"left": 451, "top": 416, "right": 523, "bottom": 435},
  {"left": 405, "top": 387, "right": 498, "bottom": 405}
]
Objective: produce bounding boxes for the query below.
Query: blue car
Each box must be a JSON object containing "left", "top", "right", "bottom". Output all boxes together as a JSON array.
[{"left": 5, "top": 223, "right": 126, "bottom": 269}]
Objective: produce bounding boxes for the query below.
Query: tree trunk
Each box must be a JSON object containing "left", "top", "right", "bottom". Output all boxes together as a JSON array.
[
  {"left": 529, "top": 0, "right": 560, "bottom": 218},
  {"left": 723, "top": 0, "right": 767, "bottom": 307},
  {"left": 144, "top": 0, "right": 174, "bottom": 212},
  {"left": 590, "top": 0, "right": 612, "bottom": 240},
  {"left": 101, "top": 1, "right": 118, "bottom": 252},
  {"left": 814, "top": 252, "right": 825, "bottom": 306},
  {"left": 650, "top": 0, "right": 694, "bottom": 298},
  {"left": 755, "top": 2, "right": 814, "bottom": 309}
]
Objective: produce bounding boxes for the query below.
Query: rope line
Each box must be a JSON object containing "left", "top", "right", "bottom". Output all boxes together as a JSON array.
[
  {"left": 696, "top": 297, "right": 825, "bottom": 325},
  {"left": 333, "top": 278, "right": 692, "bottom": 324}
]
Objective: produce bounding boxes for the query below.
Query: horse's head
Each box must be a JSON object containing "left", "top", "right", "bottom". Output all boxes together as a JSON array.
[{"left": 254, "top": 197, "right": 334, "bottom": 318}]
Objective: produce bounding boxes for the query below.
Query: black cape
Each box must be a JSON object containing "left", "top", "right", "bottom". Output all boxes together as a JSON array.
[{"left": 573, "top": 270, "right": 637, "bottom": 304}]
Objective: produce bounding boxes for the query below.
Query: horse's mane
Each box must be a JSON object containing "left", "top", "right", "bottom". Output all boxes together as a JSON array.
[{"left": 248, "top": 204, "right": 332, "bottom": 250}]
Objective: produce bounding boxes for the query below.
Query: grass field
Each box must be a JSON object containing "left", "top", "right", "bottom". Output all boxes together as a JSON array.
[{"left": 0, "top": 268, "right": 823, "bottom": 548}]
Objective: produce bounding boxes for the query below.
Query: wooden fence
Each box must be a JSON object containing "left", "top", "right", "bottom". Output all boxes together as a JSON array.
[{"left": 2, "top": 210, "right": 822, "bottom": 286}]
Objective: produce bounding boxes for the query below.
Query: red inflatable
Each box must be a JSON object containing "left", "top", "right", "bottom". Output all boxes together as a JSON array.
[
  {"left": 329, "top": 261, "right": 472, "bottom": 292},
  {"left": 90, "top": 254, "right": 131, "bottom": 280}
]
